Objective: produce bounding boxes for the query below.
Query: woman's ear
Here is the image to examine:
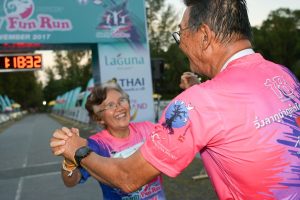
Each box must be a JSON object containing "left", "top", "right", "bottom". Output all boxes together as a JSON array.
[
  {"left": 93, "top": 114, "right": 104, "bottom": 125},
  {"left": 92, "top": 114, "right": 98, "bottom": 122},
  {"left": 97, "top": 121, "right": 106, "bottom": 129},
  {"left": 98, "top": 119, "right": 105, "bottom": 126},
  {"left": 96, "top": 117, "right": 105, "bottom": 127}
]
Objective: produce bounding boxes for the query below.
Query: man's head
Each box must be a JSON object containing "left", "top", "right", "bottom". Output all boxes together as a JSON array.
[
  {"left": 178, "top": 0, "right": 252, "bottom": 77},
  {"left": 184, "top": 0, "right": 252, "bottom": 43}
]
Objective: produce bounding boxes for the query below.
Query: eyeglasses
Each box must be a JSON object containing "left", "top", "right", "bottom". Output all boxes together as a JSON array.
[
  {"left": 97, "top": 97, "right": 129, "bottom": 114},
  {"left": 172, "top": 26, "right": 190, "bottom": 45}
]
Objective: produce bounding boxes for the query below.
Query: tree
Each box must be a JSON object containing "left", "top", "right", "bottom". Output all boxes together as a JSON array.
[
  {"left": 0, "top": 71, "right": 44, "bottom": 109},
  {"left": 146, "top": 0, "right": 188, "bottom": 98},
  {"left": 253, "top": 8, "right": 300, "bottom": 78},
  {"left": 43, "top": 68, "right": 67, "bottom": 102},
  {"left": 159, "top": 44, "right": 189, "bottom": 98},
  {"left": 43, "top": 49, "right": 92, "bottom": 102},
  {"left": 146, "top": 0, "right": 178, "bottom": 55}
]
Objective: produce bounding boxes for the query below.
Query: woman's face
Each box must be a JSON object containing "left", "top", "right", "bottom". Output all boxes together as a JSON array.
[{"left": 93, "top": 89, "right": 130, "bottom": 132}]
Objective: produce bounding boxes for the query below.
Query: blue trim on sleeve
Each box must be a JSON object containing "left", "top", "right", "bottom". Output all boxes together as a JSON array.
[{"left": 79, "top": 138, "right": 111, "bottom": 184}]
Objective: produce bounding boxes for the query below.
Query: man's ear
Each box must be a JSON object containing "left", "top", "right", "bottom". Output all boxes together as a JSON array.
[{"left": 199, "top": 24, "right": 212, "bottom": 50}]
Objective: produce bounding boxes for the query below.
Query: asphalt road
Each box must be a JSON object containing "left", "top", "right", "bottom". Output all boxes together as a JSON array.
[{"left": 0, "top": 114, "right": 101, "bottom": 200}]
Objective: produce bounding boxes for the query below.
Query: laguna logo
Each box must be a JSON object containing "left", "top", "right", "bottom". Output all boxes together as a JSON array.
[{"left": 104, "top": 54, "right": 144, "bottom": 66}]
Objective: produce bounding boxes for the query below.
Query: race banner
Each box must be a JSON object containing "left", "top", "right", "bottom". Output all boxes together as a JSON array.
[{"left": 0, "top": 0, "right": 147, "bottom": 44}]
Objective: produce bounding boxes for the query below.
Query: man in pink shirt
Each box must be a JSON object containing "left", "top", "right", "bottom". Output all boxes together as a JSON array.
[{"left": 51, "top": 0, "right": 300, "bottom": 199}]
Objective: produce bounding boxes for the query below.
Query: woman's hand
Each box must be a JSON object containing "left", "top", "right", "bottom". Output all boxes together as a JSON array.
[
  {"left": 179, "top": 72, "right": 200, "bottom": 90},
  {"left": 50, "top": 127, "right": 73, "bottom": 156}
]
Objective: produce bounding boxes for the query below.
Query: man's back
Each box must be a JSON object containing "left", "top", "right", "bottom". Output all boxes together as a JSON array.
[
  {"left": 141, "top": 53, "right": 300, "bottom": 199},
  {"left": 196, "top": 53, "right": 300, "bottom": 199}
]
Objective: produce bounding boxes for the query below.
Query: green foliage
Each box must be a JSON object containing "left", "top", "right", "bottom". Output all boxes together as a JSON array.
[
  {"left": 42, "top": 49, "right": 92, "bottom": 102},
  {"left": 158, "top": 44, "right": 189, "bottom": 99},
  {"left": 0, "top": 72, "right": 44, "bottom": 109},
  {"left": 146, "top": 0, "right": 185, "bottom": 98},
  {"left": 146, "top": 0, "right": 178, "bottom": 55},
  {"left": 253, "top": 8, "right": 300, "bottom": 78}
]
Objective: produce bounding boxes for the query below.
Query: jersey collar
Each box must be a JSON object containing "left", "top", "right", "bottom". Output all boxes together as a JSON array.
[{"left": 220, "top": 49, "right": 255, "bottom": 72}]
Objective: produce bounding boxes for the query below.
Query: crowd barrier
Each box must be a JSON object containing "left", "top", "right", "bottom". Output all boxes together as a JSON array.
[{"left": 0, "top": 111, "right": 27, "bottom": 125}]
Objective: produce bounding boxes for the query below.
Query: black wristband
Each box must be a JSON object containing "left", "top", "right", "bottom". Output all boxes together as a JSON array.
[{"left": 74, "top": 146, "right": 92, "bottom": 167}]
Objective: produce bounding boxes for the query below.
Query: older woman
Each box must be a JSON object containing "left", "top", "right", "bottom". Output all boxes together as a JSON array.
[{"left": 51, "top": 81, "right": 166, "bottom": 200}]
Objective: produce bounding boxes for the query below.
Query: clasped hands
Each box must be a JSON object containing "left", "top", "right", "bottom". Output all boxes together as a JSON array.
[{"left": 50, "top": 127, "right": 87, "bottom": 164}]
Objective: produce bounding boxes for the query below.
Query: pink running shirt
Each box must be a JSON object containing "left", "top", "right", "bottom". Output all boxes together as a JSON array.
[
  {"left": 80, "top": 121, "right": 166, "bottom": 200},
  {"left": 141, "top": 53, "right": 300, "bottom": 200}
]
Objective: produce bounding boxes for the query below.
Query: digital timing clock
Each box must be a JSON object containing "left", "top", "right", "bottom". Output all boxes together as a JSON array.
[{"left": 0, "top": 54, "right": 42, "bottom": 71}]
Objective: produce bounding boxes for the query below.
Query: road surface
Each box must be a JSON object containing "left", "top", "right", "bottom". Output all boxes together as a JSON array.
[{"left": 0, "top": 113, "right": 101, "bottom": 200}]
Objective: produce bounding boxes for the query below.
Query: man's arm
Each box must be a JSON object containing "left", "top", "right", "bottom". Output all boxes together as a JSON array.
[{"left": 80, "top": 149, "right": 161, "bottom": 193}]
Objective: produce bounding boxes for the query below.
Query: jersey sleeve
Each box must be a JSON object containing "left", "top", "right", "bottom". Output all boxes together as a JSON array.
[
  {"left": 140, "top": 85, "right": 222, "bottom": 177},
  {"left": 79, "top": 138, "right": 101, "bottom": 183},
  {"left": 135, "top": 121, "right": 156, "bottom": 139}
]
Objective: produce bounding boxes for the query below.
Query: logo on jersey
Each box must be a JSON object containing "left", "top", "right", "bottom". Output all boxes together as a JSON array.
[
  {"left": 162, "top": 100, "right": 193, "bottom": 134},
  {"left": 264, "top": 76, "right": 295, "bottom": 102}
]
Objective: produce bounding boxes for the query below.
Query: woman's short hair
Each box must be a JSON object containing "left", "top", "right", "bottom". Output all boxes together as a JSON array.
[{"left": 85, "top": 80, "right": 129, "bottom": 121}]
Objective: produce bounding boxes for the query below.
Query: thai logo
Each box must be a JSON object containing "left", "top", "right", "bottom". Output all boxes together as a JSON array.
[
  {"left": 4, "top": 0, "right": 34, "bottom": 19},
  {"left": 118, "top": 77, "right": 145, "bottom": 92},
  {"left": 162, "top": 100, "right": 193, "bottom": 134}
]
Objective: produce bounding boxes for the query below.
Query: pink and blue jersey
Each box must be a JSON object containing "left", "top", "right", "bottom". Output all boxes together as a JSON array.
[
  {"left": 80, "top": 121, "right": 166, "bottom": 200},
  {"left": 141, "top": 53, "right": 300, "bottom": 200}
]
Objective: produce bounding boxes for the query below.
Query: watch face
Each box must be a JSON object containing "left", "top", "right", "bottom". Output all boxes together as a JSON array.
[
  {"left": 76, "top": 146, "right": 90, "bottom": 156},
  {"left": 75, "top": 146, "right": 91, "bottom": 166}
]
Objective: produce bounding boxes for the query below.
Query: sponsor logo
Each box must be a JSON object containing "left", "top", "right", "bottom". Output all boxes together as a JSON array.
[
  {"left": 0, "top": 0, "right": 72, "bottom": 32},
  {"left": 118, "top": 77, "right": 145, "bottom": 91},
  {"left": 162, "top": 100, "right": 193, "bottom": 134},
  {"left": 104, "top": 53, "right": 144, "bottom": 67},
  {"left": 130, "top": 99, "right": 148, "bottom": 121},
  {"left": 96, "top": 0, "right": 131, "bottom": 39}
]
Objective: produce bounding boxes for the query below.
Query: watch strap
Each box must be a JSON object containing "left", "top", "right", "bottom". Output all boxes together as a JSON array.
[{"left": 74, "top": 146, "right": 92, "bottom": 167}]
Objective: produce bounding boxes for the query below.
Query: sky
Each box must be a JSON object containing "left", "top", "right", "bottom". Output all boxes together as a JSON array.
[{"left": 166, "top": 0, "right": 300, "bottom": 26}]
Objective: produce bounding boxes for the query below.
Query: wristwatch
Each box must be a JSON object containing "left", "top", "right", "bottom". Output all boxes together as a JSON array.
[{"left": 74, "top": 146, "right": 92, "bottom": 167}]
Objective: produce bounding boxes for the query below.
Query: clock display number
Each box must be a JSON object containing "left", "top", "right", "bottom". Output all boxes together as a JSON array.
[{"left": 0, "top": 54, "right": 42, "bottom": 70}]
